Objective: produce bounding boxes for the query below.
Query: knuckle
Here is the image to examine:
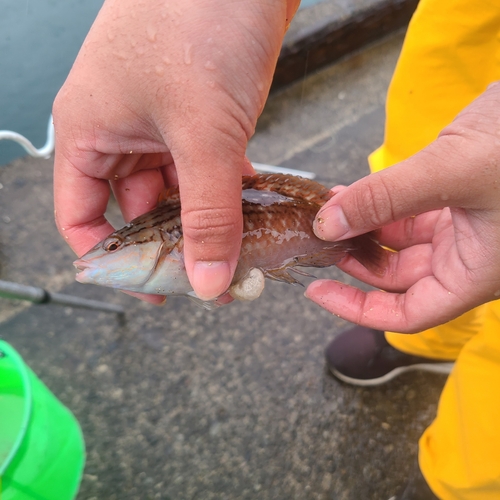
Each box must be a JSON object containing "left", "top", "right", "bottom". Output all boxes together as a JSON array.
[
  {"left": 52, "top": 90, "right": 64, "bottom": 116},
  {"left": 52, "top": 88, "right": 71, "bottom": 122},
  {"left": 354, "top": 176, "right": 396, "bottom": 229},
  {"left": 182, "top": 206, "right": 242, "bottom": 246}
]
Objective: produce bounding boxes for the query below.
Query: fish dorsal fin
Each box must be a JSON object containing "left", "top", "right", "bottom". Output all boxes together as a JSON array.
[
  {"left": 157, "top": 185, "right": 181, "bottom": 207},
  {"left": 158, "top": 174, "right": 331, "bottom": 209},
  {"left": 242, "top": 174, "right": 333, "bottom": 207}
]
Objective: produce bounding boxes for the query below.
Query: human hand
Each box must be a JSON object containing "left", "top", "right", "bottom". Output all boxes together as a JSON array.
[
  {"left": 306, "top": 82, "right": 500, "bottom": 333},
  {"left": 53, "top": 0, "right": 300, "bottom": 303}
]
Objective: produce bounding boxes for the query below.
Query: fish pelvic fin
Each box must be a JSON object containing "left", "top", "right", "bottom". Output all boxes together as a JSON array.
[
  {"left": 263, "top": 267, "right": 304, "bottom": 286},
  {"left": 288, "top": 267, "right": 317, "bottom": 279}
]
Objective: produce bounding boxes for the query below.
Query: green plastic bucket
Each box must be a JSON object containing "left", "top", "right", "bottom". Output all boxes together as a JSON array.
[{"left": 0, "top": 341, "right": 85, "bottom": 500}]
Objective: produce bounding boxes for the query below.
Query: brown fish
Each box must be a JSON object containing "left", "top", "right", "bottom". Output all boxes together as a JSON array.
[{"left": 74, "top": 174, "right": 385, "bottom": 308}]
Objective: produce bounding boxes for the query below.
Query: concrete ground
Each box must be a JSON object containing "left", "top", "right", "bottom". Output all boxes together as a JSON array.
[{"left": 0, "top": 33, "right": 447, "bottom": 500}]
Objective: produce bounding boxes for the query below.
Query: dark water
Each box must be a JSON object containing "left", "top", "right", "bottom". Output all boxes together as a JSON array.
[
  {"left": 0, "top": 0, "right": 322, "bottom": 167},
  {"left": 0, "top": 0, "right": 103, "bottom": 166}
]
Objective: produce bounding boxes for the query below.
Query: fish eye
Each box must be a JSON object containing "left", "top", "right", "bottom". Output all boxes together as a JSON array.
[{"left": 104, "top": 238, "right": 122, "bottom": 252}]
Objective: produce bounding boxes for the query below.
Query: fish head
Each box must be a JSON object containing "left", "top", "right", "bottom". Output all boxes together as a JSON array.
[
  {"left": 74, "top": 228, "right": 191, "bottom": 295},
  {"left": 74, "top": 234, "right": 162, "bottom": 290}
]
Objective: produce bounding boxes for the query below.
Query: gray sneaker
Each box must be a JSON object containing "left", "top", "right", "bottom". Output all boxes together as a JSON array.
[{"left": 325, "top": 327, "right": 454, "bottom": 386}]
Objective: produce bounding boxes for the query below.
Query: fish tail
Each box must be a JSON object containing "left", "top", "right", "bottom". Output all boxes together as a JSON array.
[
  {"left": 293, "top": 232, "right": 388, "bottom": 276},
  {"left": 347, "top": 232, "right": 388, "bottom": 276}
]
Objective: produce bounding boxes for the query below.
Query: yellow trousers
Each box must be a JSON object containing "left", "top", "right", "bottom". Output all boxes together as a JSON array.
[{"left": 368, "top": 1, "right": 500, "bottom": 498}]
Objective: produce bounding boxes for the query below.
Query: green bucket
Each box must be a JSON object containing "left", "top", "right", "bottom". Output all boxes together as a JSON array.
[{"left": 0, "top": 341, "right": 85, "bottom": 500}]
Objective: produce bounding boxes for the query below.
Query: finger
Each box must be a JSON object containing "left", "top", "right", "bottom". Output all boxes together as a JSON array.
[
  {"left": 242, "top": 156, "right": 256, "bottom": 176},
  {"left": 305, "top": 277, "right": 471, "bottom": 333},
  {"left": 105, "top": 152, "right": 173, "bottom": 180},
  {"left": 169, "top": 117, "right": 248, "bottom": 300},
  {"left": 161, "top": 163, "right": 179, "bottom": 187},
  {"left": 112, "top": 168, "right": 166, "bottom": 222},
  {"left": 177, "top": 156, "right": 244, "bottom": 301},
  {"left": 313, "top": 155, "right": 449, "bottom": 242},
  {"left": 313, "top": 128, "right": 498, "bottom": 242},
  {"left": 286, "top": 0, "right": 301, "bottom": 30},
  {"left": 330, "top": 185, "right": 347, "bottom": 195},
  {"left": 54, "top": 153, "right": 115, "bottom": 256},
  {"left": 373, "top": 210, "right": 442, "bottom": 251},
  {"left": 336, "top": 243, "right": 433, "bottom": 292}
]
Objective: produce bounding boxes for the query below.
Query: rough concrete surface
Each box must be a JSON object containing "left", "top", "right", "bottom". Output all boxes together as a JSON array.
[{"left": 0, "top": 33, "right": 447, "bottom": 500}]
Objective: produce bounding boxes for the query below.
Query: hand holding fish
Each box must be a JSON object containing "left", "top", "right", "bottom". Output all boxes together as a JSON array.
[
  {"left": 53, "top": 0, "right": 300, "bottom": 303},
  {"left": 306, "top": 82, "right": 500, "bottom": 333}
]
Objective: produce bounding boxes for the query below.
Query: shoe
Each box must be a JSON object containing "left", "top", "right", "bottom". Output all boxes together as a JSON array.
[
  {"left": 325, "top": 326, "right": 454, "bottom": 386},
  {"left": 388, "top": 461, "right": 439, "bottom": 500}
]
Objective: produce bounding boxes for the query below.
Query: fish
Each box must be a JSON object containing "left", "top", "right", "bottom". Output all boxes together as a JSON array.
[{"left": 74, "top": 173, "right": 386, "bottom": 308}]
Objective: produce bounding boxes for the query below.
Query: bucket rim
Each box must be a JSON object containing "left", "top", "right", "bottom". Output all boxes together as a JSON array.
[{"left": 0, "top": 340, "right": 33, "bottom": 476}]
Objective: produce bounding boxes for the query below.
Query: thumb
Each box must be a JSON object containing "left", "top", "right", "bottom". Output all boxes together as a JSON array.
[
  {"left": 181, "top": 172, "right": 243, "bottom": 302},
  {"left": 313, "top": 83, "right": 500, "bottom": 241},
  {"left": 171, "top": 119, "right": 253, "bottom": 301},
  {"left": 313, "top": 136, "right": 498, "bottom": 241},
  {"left": 312, "top": 155, "right": 447, "bottom": 241}
]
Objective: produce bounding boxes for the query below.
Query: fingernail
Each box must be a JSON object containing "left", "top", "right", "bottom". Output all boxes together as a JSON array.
[
  {"left": 313, "top": 204, "right": 350, "bottom": 241},
  {"left": 193, "top": 261, "right": 232, "bottom": 300},
  {"left": 304, "top": 279, "right": 329, "bottom": 299}
]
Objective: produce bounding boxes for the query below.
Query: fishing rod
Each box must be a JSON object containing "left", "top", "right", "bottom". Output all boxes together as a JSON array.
[{"left": 0, "top": 280, "right": 125, "bottom": 316}]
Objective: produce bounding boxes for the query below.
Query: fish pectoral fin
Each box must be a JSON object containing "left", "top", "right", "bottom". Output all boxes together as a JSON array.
[{"left": 263, "top": 267, "right": 303, "bottom": 286}]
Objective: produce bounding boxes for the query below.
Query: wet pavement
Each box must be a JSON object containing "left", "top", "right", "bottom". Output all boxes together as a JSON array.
[{"left": 0, "top": 33, "right": 447, "bottom": 500}]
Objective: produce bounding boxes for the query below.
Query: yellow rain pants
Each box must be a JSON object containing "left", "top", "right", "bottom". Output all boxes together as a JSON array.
[{"left": 367, "top": 1, "right": 500, "bottom": 498}]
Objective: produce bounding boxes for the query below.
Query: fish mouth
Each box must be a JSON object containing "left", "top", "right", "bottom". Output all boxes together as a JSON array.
[
  {"left": 73, "top": 259, "right": 94, "bottom": 283},
  {"left": 73, "top": 258, "right": 90, "bottom": 273}
]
